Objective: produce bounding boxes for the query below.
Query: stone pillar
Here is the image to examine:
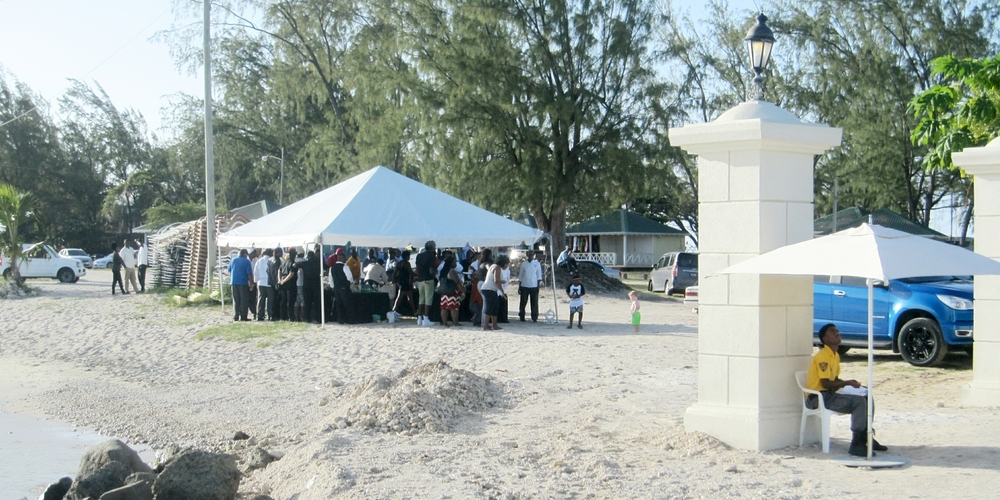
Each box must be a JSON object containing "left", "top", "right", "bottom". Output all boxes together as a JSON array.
[
  {"left": 669, "top": 101, "right": 842, "bottom": 450},
  {"left": 953, "top": 138, "right": 1000, "bottom": 407}
]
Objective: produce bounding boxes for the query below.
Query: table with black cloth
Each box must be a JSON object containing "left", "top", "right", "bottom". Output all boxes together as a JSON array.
[{"left": 324, "top": 289, "right": 391, "bottom": 324}]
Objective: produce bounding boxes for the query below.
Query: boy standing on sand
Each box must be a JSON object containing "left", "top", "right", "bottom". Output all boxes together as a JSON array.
[
  {"left": 566, "top": 274, "right": 585, "bottom": 329},
  {"left": 629, "top": 291, "right": 640, "bottom": 332}
]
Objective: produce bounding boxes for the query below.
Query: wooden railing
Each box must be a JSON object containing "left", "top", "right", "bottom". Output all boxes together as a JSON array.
[{"left": 573, "top": 252, "right": 616, "bottom": 266}]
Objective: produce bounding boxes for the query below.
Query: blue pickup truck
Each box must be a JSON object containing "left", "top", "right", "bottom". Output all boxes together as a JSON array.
[{"left": 813, "top": 275, "right": 974, "bottom": 367}]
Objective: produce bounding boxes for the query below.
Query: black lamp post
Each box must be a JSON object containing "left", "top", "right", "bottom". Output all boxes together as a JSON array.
[{"left": 744, "top": 13, "right": 775, "bottom": 100}]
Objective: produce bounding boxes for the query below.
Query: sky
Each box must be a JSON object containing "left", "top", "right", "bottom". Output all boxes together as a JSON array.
[{"left": 0, "top": 0, "right": 764, "bottom": 137}]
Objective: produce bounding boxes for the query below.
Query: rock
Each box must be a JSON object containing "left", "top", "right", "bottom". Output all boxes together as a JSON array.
[
  {"left": 39, "top": 477, "right": 72, "bottom": 500},
  {"left": 249, "top": 496, "right": 274, "bottom": 500},
  {"left": 65, "top": 461, "right": 130, "bottom": 500},
  {"left": 98, "top": 479, "right": 153, "bottom": 500},
  {"left": 723, "top": 465, "right": 738, "bottom": 473},
  {"left": 151, "top": 451, "right": 240, "bottom": 500},
  {"left": 76, "top": 440, "right": 152, "bottom": 478},
  {"left": 241, "top": 447, "right": 275, "bottom": 472},
  {"left": 124, "top": 472, "right": 157, "bottom": 486},
  {"left": 232, "top": 431, "right": 250, "bottom": 441},
  {"left": 172, "top": 296, "right": 188, "bottom": 307}
]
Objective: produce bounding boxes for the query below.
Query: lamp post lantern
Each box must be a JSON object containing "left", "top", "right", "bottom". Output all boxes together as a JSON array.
[
  {"left": 744, "top": 13, "right": 775, "bottom": 100},
  {"left": 262, "top": 146, "right": 285, "bottom": 205}
]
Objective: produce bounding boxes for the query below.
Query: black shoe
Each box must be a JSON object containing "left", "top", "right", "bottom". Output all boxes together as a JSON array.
[
  {"left": 872, "top": 439, "right": 888, "bottom": 452},
  {"left": 848, "top": 443, "right": 872, "bottom": 457}
]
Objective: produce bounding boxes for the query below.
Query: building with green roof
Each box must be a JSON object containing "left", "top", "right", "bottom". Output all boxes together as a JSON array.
[
  {"left": 814, "top": 207, "right": 946, "bottom": 240},
  {"left": 565, "top": 209, "right": 686, "bottom": 268}
]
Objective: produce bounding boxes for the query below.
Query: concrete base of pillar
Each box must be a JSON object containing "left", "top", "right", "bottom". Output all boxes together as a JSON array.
[
  {"left": 684, "top": 403, "right": 801, "bottom": 451},
  {"left": 962, "top": 382, "right": 1000, "bottom": 407}
]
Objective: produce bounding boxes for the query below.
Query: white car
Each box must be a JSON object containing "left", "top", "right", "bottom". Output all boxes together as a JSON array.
[
  {"left": 93, "top": 253, "right": 116, "bottom": 269},
  {"left": 1, "top": 243, "right": 86, "bottom": 282},
  {"left": 58, "top": 248, "right": 94, "bottom": 268}
]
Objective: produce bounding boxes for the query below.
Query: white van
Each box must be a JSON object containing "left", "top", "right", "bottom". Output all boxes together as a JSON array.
[{"left": 1, "top": 243, "right": 87, "bottom": 282}]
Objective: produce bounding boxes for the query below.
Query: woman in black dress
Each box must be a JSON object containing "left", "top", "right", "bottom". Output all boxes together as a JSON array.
[{"left": 392, "top": 250, "right": 416, "bottom": 315}]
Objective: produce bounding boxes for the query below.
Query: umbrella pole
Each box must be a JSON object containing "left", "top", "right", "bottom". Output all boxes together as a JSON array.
[{"left": 867, "top": 278, "right": 874, "bottom": 460}]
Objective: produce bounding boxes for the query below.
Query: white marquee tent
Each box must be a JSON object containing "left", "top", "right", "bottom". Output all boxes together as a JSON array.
[
  {"left": 218, "top": 166, "right": 544, "bottom": 249},
  {"left": 217, "top": 166, "right": 553, "bottom": 324}
]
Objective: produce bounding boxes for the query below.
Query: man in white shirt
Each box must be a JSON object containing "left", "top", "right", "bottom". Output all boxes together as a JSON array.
[
  {"left": 517, "top": 250, "right": 544, "bottom": 322},
  {"left": 254, "top": 248, "right": 274, "bottom": 320},
  {"left": 136, "top": 239, "right": 149, "bottom": 293},
  {"left": 120, "top": 240, "right": 140, "bottom": 293}
]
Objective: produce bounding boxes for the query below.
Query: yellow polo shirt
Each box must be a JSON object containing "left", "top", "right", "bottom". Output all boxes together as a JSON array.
[{"left": 806, "top": 345, "right": 839, "bottom": 392}]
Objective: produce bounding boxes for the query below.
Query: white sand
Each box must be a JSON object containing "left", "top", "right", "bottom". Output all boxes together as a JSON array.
[{"left": 2, "top": 269, "right": 999, "bottom": 499}]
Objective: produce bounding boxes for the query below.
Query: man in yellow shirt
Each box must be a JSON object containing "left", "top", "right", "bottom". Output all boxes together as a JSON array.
[{"left": 807, "top": 324, "right": 888, "bottom": 456}]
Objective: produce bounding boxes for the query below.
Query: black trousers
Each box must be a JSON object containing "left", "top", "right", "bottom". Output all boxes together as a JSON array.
[
  {"left": 303, "top": 285, "right": 322, "bottom": 323},
  {"left": 333, "top": 288, "right": 351, "bottom": 324},
  {"left": 518, "top": 286, "right": 539, "bottom": 321},
  {"left": 232, "top": 284, "right": 250, "bottom": 321},
  {"left": 808, "top": 392, "right": 872, "bottom": 433},
  {"left": 249, "top": 286, "right": 258, "bottom": 316},
  {"left": 111, "top": 269, "right": 125, "bottom": 294},
  {"left": 257, "top": 286, "right": 274, "bottom": 320},
  {"left": 278, "top": 286, "right": 297, "bottom": 320},
  {"left": 137, "top": 264, "right": 147, "bottom": 291}
]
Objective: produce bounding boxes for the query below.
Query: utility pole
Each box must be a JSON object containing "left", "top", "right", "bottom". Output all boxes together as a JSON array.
[{"left": 203, "top": 0, "right": 217, "bottom": 290}]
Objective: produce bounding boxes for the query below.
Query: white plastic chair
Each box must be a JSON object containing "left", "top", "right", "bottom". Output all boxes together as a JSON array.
[{"left": 795, "top": 370, "right": 835, "bottom": 453}]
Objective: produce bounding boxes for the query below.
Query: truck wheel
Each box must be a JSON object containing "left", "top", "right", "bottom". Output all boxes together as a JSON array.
[
  {"left": 647, "top": 281, "right": 653, "bottom": 292},
  {"left": 2, "top": 268, "right": 10, "bottom": 280},
  {"left": 665, "top": 281, "right": 674, "bottom": 296},
  {"left": 57, "top": 268, "right": 75, "bottom": 283},
  {"left": 898, "top": 317, "right": 948, "bottom": 367}
]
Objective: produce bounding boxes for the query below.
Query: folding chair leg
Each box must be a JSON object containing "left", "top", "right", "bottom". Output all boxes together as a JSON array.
[
  {"left": 799, "top": 413, "right": 807, "bottom": 448},
  {"left": 820, "top": 413, "right": 831, "bottom": 454}
]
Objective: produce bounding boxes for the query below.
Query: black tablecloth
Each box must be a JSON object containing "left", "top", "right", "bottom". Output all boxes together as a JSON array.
[{"left": 329, "top": 291, "right": 391, "bottom": 324}]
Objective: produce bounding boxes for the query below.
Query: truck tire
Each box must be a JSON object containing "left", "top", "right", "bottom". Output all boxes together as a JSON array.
[
  {"left": 57, "top": 268, "right": 76, "bottom": 283},
  {"left": 898, "top": 317, "right": 948, "bottom": 367}
]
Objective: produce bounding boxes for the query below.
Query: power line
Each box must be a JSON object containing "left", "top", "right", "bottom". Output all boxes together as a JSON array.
[{"left": 0, "top": 7, "right": 171, "bottom": 129}]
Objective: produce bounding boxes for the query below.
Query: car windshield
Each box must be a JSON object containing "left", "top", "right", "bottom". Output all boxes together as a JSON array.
[
  {"left": 898, "top": 275, "right": 972, "bottom": 284},
  {"left": 67, "top": 249, "right": 86, "bottom": 256},
  {"left": 677, "top": 254, "right": 697, "bottom": 268}
]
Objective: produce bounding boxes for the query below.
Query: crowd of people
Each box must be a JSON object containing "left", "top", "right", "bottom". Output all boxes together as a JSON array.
[{"left": 222, "top": 240, "right": 560, "bottom": 328}]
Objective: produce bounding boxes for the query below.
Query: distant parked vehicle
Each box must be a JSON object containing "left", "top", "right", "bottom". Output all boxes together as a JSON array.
[
  {"left": 577, "top": 259, "right": 621, "bottom": 280},
  {"left": 649, "top": 252, "right": 698, "bottom": 295},
  {"left": 1, "top": 243, "right": 86, "bottom": 282},
  {"left": 684, "top": 286, "right": 699, "bottom": 312},
  {"left": 58, "top": 248, "right": 94, "bottom": 268},
  {"left": 93, "top": 253, "right": 116, "bottom": 269}
]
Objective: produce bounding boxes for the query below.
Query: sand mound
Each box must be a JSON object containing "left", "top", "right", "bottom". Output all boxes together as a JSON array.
[{"left": 333, "top": 361, "right": 505, "bottom": 434}]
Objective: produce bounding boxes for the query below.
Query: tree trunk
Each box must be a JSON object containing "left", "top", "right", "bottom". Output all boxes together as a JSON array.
[
  {"left": 959, "top": 196, "right": 974, "bottom": 247},
  {"left": 533, "top": 203, "right": 567, "bottom": 256}
]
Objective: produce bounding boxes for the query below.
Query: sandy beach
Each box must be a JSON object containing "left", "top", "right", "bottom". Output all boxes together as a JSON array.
[{"left": 2, "top": 270, "right": 999, "bottom": 499}]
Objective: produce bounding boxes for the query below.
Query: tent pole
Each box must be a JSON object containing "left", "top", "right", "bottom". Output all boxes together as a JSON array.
[
  {"left": 867, "top": 278, "right": 874, "bottom": 460},
  {"left": 548, "top": 234, "right": 558, "bottom": 323},
  {"left": 320, "top": 242, "right": 326, "bottom": 326}
]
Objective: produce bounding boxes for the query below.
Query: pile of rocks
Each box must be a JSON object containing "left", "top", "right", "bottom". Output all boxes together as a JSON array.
[
  {"left": 37, "top": 438, "right": 279, "bottom": 500},
  {"left": 334, "top": 361, "right": 505, "bottom": 434}
]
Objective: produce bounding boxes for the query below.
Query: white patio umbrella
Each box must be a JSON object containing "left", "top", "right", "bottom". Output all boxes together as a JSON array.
[{"left": 719, "top": 223, "right": 1000, "bottom": 460}]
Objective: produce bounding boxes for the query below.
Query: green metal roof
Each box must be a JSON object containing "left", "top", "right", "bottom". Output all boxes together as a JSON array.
[
  {"left": 566, "top": 209, "right": 685, "bottom": 236},
  {"left": 814, "top": 207, "right": 945, "bottom": 238}
]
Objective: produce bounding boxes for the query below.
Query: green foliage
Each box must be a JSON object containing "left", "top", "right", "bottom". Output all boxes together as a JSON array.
[
  {"left": 911, "top": 54, "right": 1000, "bottom": 171},
  {"left": 773, "top": 0, "right": 997, "bottom": 227},
  {"left": 143, "top": 202, "right": 207, "bottom": 229},
  {"left": 0, "top": 183, "right": 34, "bottom": 283}
]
